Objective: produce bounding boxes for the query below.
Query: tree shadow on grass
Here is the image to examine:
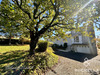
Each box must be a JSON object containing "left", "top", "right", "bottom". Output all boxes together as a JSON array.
[
  {"left": 0, "top": 50, "right": 55, "bottom": 75},
  {"left": 0, "top": 50, "right": 29, "bottom": 75}
]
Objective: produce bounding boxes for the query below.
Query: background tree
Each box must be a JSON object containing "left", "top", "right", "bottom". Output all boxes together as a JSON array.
[{"left": 0, "top": 0, "right": 22, "bottom": 45}]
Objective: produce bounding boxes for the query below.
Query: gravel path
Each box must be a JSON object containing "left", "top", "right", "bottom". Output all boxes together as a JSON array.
[{"left": 46, "top": 51, "right": 100, "bottom": 75}]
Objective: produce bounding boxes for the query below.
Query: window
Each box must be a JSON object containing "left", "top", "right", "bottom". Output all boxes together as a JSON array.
[{"left": 74, "top": 36, "right": 79, "bottom": 42}]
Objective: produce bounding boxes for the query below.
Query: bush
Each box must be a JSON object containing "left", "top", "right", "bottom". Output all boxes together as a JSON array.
[
  {"left": 19, "top": 38, "right": 30, "bottom": 44},
  {"left": 48, "top": 42, "right": 53, "bottom": 47},
  {"left": 51, "top": 44, "right": 59, "bottom": 50},
  {"left": 0, "top": 38, "right": 30, "bottom": 45},
  {"left": 58, "top": 44, "right": 63, "bottom": 48},
  {"left": 0, "top": 39, "right": 20, "bottom": 45},
  {"left": 37, "top": 41, "right": 48, "bottom": 52},
  {"left": 64, "top": 43, "right": 68, "bottom": 48},
  {"left": 98, "top": 46, "right": 100, "bottom": 49},
  {"left": 52, "top": 43, "right": 68, "bottom": 50},
  {"left": 97, "top": 42, "right": 100, "bottom": 49}
]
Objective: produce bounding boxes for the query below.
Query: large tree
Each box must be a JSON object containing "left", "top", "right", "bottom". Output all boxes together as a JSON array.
[
  {"left": 0, "top": 0, "right": 89, "bottom": 55},
  {"left": 0, "top": 0, "right": 22, "bottom": 44}
]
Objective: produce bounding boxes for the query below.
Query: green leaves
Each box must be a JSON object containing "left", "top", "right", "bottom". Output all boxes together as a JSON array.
[{"left": 0, "top": 0, "right": 92, "bottom": 41}]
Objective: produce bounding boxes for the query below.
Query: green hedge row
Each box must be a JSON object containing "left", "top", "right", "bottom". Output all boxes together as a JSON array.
[{"left": 0, "top": 38, "right": 30, "bottom": 45}]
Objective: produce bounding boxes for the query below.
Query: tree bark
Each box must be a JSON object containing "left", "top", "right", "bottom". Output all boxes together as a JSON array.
[
  {"left": 29, "top": 31, "right": 39, "bottom": 55},
  {"left": 9, "top": 33, "right": 11, "bottom": 45}
]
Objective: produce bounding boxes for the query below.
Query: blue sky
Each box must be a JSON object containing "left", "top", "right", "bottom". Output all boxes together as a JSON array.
[{"left": 95, "top": 28, "right": 100, "bottom": 36}]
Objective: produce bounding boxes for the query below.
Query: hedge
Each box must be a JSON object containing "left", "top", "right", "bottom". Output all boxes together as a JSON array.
[
  {"left": 0, "top": 38, "right": 30, "bottom": 45},
  {"left": 52, "top": 43, "right": 68, "bottom": 50}
]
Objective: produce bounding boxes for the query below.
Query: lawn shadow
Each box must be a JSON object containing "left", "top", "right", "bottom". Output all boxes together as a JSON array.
[
  {"left": 54, "top": 50, "right": 97, "bottom": 62},
  {"left": 0, "top": 50, "right": 51, "bottom": 75},
  {"left": 0, "top": 50, "right": 29, "bottom": 75}
]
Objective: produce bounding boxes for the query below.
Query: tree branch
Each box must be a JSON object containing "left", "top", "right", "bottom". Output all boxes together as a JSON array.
[
  {"left": 0, "top": 13, "right": 15, "bottom": 21},
  {"left": 56, "top": 25, "right": 75, "bottom": 29},
  {"left": 35, "top": 9, "right": 46, "bottom": 19},
  {"left": 51, "top": 22, "right": 73, "bottom": 27},
  {"left": 50, "top": 0, "right": 56, "bottom": 12},
  {"left": 33, "top": 2, "right": 40, "bottom": 19},
  {"left": 15, "top": 0, "right": 32, "bottom": 19}
]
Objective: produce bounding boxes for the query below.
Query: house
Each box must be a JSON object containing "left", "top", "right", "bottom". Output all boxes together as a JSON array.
[{"left": 51, "top": 22, "right": 97, "bottom": 55}]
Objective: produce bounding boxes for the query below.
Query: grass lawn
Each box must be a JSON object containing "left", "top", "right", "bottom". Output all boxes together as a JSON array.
[
  {"left": 0, "top": 45, "right": 58, "bottom": 75},
  {"left": 0, "top": 45, "right": 30, "bottom": 74},
  {"left": 0, "top": 45, "right": 29, "bottom": 53}
]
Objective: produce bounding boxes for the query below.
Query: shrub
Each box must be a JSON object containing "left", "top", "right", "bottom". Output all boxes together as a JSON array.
[
  {"left": 97, "top": 42, "right": 100, "bottom": 49},
  {"left": 0, "top": 38, "right": 20, "bottom": 45},
  {"left": 0, "top": 38, "right": 30, "bottom": 45},
  {"left": 98, "top": 46, "right": 100, "bottom": 49},
  {"left": 19, "top": 38, "right": 30, "bottom": 44},
  {"left": 54, "top": 44, "right": 59, "bottom": 48},
  {"left": 37, "top": 41, "right": 48, "bottom": 52},
  {"left": 51, "top": 44, "right": 59, "bottom": 50},
  {"left": 52, "top": 43, "right": 68, "bottom": 50},
  {"left": 64, "top": 43, "right": 68, "bottom": 48},
  {"left": 97, "top": 45, "right": 100, "bottom": 49},
  {"left": 48, "top": 42, "right": 53, "bottom": 47},
  {"left": 58, "top": 44, "right": 63, "bottom": 48}
]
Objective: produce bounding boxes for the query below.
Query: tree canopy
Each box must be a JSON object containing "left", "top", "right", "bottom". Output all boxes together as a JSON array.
[{"left": 0, "top": 0, "right": 99, "bottom": 55}]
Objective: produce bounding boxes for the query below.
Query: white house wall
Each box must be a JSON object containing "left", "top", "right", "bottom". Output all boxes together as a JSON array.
[
  {"left": 67, "top": 38, "right": 72, "bottom": 45},
  {"left": 82, "top": 36, "right": 88, "bottom": 44},
  {"left": 76, "top": 46, "right": 91, "bottom": 54}
]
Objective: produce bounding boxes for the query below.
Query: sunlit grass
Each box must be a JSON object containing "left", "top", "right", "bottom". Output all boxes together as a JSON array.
[
  {"left": 0, "top": 45, "right": 29, "bottom": 53},
  {"left": 0, "top": 45, "right": 58, "bottom": 75}
]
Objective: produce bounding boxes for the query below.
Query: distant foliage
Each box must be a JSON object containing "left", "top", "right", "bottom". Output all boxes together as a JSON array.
[
  {"left": 48, "top": 42, "right": 53, "bottom": 47},
  {"left": 0, "top": 38, "right": 30, "bottom": 45},
  {"left": 97, "top": 38, "right": 100, "bottom": 49},
  {"left": 97, "top": 43, "right": 100, "bottom": 49},
  {"left": 0, "top": 39, "right": 20, "bottom": 45},
  {"left": 19, "top": 38, "right": 30, "bottom": 44},
  {"left": 64, "top": 43, "right": 68, "bottom": 48},
  {"left": 52, "top": 43, "right": 68, "bottom": 50}
]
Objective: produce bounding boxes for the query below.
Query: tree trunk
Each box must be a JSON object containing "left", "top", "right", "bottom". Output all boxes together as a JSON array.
[
  {"left": 29, "top": 31, "right": 39, "bottom": 55},
  {"left": 21, "top": 38, "right": 24, "bottom": 45},
  {"left": 9, "top": 33, "right": 11, "bottom": 45}
]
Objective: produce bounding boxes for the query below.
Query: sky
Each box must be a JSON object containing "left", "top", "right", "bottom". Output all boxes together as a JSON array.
[{"left": 0, "top": 0, "right": 99, "bottom": 37}]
